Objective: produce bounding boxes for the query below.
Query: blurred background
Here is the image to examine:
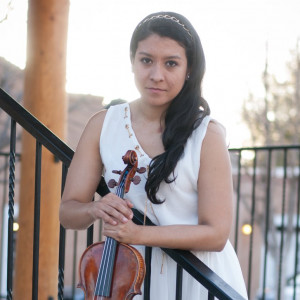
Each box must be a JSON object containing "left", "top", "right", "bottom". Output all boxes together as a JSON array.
[
  {"left": 1, "top": 1, "right": 300, "bottom": 299},
  {"left": 1, "top": 0, "right": 300, "bottom": 147}
]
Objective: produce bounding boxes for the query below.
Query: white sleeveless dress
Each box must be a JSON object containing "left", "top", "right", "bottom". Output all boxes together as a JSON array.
[{"left": 100, "top": 103, "right": 248, "bottom": 300}]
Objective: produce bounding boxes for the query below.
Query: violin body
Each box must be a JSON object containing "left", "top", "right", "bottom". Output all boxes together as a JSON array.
[{"left": 78, "top": 241, "right": 145, "bottom": 299}]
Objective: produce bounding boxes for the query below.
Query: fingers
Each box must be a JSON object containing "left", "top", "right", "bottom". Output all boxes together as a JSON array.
[
  {"left": 102, "top": 219, "right": 138, "bottom": 244},
  {"left": 125, "top": 199, "right": 134, "bottom": 208},
  {"left": 93, "top": 193, "right": 133, "bottom": 225}
]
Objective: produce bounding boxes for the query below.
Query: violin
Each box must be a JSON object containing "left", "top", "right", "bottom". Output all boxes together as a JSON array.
[{"left": 77, "top": 150, "right": 146, "bottom": 299}]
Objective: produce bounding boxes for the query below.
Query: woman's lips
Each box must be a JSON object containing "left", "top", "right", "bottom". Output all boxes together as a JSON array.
[{"left": 147, "top": 87, "right": 166, "bottom": 93}]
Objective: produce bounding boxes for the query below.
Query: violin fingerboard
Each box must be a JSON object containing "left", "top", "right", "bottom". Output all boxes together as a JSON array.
[{"left": 94, "top": 238, "right": 118, "bottom": 297}]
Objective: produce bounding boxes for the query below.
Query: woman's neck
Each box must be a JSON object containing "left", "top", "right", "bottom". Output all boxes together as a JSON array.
[
  {"left": 129, "top": 99, "right": 166, "bottom": 157},
  {"left": 130, "top": 99, "right": 167, "bottom": 132}
]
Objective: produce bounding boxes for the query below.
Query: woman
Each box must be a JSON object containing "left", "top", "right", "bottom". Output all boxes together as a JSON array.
[{"left": 60, "top": 12, "right": 248, "bottom": 299}]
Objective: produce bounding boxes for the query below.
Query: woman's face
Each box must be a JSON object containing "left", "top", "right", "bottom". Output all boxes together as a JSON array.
[{"left": 132, "top": 34, "right": 188, "bottom": 108}]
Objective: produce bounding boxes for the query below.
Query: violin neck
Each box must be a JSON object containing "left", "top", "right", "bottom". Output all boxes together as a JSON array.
[{"left": 94, "top": 236, "right": 118, "bottom": 297}]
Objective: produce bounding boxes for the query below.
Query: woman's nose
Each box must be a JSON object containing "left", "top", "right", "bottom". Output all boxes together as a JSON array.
[{"left": 150, "top": 64, "right": 164, "bottom": 82}]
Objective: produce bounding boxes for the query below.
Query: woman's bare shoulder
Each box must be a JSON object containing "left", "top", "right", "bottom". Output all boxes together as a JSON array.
[
  {"left": 76, "top": 109, "right": 108, "bottom": 147},
  {"left": 199, "top": 119, "right": 232, "bottom": 180},
  {"left": 87, "top": 109, "right": 108, "bottom": 128},
  {"left": 84, "top": 109, "right": 108, "bottom": 134},
  {"left": 205, "top": 119, "right": 227, "bottom": 143}
]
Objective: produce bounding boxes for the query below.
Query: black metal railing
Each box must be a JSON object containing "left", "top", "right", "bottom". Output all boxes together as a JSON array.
[
  {"left": 229, "top": 146, "right": 300, "bottom": 300},
  {"left": 0, "top": 87, "right": 246, "bottom": 299}
]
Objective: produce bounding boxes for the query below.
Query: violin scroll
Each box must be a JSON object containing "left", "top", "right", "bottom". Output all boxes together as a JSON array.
[
  {"left": 122, "top": 150, "right": 138, "bottom": 166},
  {"left": 107, "top": 150, "right": 146, "bottom": 192}
]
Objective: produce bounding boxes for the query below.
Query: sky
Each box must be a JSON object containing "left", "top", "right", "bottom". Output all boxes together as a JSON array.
[{"left": 1, "top": 0, "right": 300, "bottom": 147}]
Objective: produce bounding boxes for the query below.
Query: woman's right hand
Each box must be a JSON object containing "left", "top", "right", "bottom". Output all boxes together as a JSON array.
[{"left": 90, "top": 193, "right": 134, "bottom": 225}]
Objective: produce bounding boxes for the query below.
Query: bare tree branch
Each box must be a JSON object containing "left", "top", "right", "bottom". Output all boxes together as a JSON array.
[{"left": 0, "top": 0, "right": 13, "bottom": 24}]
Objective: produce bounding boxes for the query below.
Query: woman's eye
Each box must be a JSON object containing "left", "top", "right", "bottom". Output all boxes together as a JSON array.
[
  {"left": 166, "top": 60, "right": 178, "bottom": 67},
  {"left": 141, "top": 57, "right": 152, "bottom": 64}
]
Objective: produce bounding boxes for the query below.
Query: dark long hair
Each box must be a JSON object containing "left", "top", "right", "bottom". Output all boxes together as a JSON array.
[{"left": 130, "top": 12, "right": 210, "bottom": 204}]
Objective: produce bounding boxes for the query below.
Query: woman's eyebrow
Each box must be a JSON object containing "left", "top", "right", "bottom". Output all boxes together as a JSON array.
[
  {"left": 137, "top": 51, "right": 152, "bottom": 57},
  {"left": 137, "top": 51, "right": 182, "bottom": 60},
  {"left": 165, "top": 55, "right": 182, "bottom": 60}
]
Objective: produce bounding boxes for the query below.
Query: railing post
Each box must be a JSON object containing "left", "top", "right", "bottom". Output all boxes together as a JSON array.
[
  {"left": 175, "top": 264, "right": 183, "bottom": 300},
  {"left": 0, "top": 155, "right": 8, "bottom": 296},
  {"left": 277, "top": 149, "right": 288, "bottom": 299},
  {"left": 58, "top": 163, "right": 68, "bottom": 300},
  {"left": 7, "top": 119, "right": 16, "bottom": 300},
  {"left": 86, "top": 198, "right": 95, "bottom": 247},
  {"left": 32, "top": 141, "right": 42, "bottom": 300},
  {"left": 261, "top": 149, "right": 272, "bottom": 300},
  {"left": 293, "top": 148, "right": 300, "bottom": 300},
  {"left": 58, "top": 225, "right": 66, "bottom": 300},
  {"left": 208, "top": 291, "right": 215, "bottom": 300},
  {"left": 234, "top": 150, "right": 242, "bottom": 252},
  {"left": 247, "top": 149, "right": 257, "bottom": 299},
  {"left": 143, "top": 246, "right": 152, "bottom": 300}
]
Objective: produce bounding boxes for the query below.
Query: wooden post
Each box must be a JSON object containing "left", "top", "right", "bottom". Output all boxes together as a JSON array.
[{"left": 14, "top": 0, "right": 70, "bottom": 299}]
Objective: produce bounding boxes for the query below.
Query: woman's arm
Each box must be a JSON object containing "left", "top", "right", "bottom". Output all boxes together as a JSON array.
[
  {"left": 103, "top": 121, "right": 233, "bottom": 251},
  {"left": 59, "top": 110, "right": 133, "bottom": 230}
]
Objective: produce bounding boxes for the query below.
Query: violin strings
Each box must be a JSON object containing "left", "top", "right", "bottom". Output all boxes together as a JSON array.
[
  {"left": 94, "top": 240, "right": 111, "bottom": 294},
  {"left": 94, "top": 176, "right": 126, "bottom": 296},
  {"left": 103, "top": 241, "right": 116, "bottom": 293},
  {"left": 102, "top": 239, "right": 115, "bottom": 294}
]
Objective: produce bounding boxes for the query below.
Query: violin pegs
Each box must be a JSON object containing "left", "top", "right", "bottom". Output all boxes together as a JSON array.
[
  {"left": 136, "top": 167, "right": 146, "bottom": 174},
  {"left": 131, "top": 176, "right": 141, "bottom": 185},
  {"left": 112, "top": 170, "right": 122, "bottom": 175},
  {"left": 108, "top": 179, "right": 118, "bottom": 188}
]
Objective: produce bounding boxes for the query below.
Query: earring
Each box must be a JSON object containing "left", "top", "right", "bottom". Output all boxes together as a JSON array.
[{"left": 186, "top": 73, "right": 190, "bottom": 80}]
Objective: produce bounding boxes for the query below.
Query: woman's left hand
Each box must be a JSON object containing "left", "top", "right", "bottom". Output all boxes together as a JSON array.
[{"left": 103, "top": 219, "right": 141, "bottom": 245}]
